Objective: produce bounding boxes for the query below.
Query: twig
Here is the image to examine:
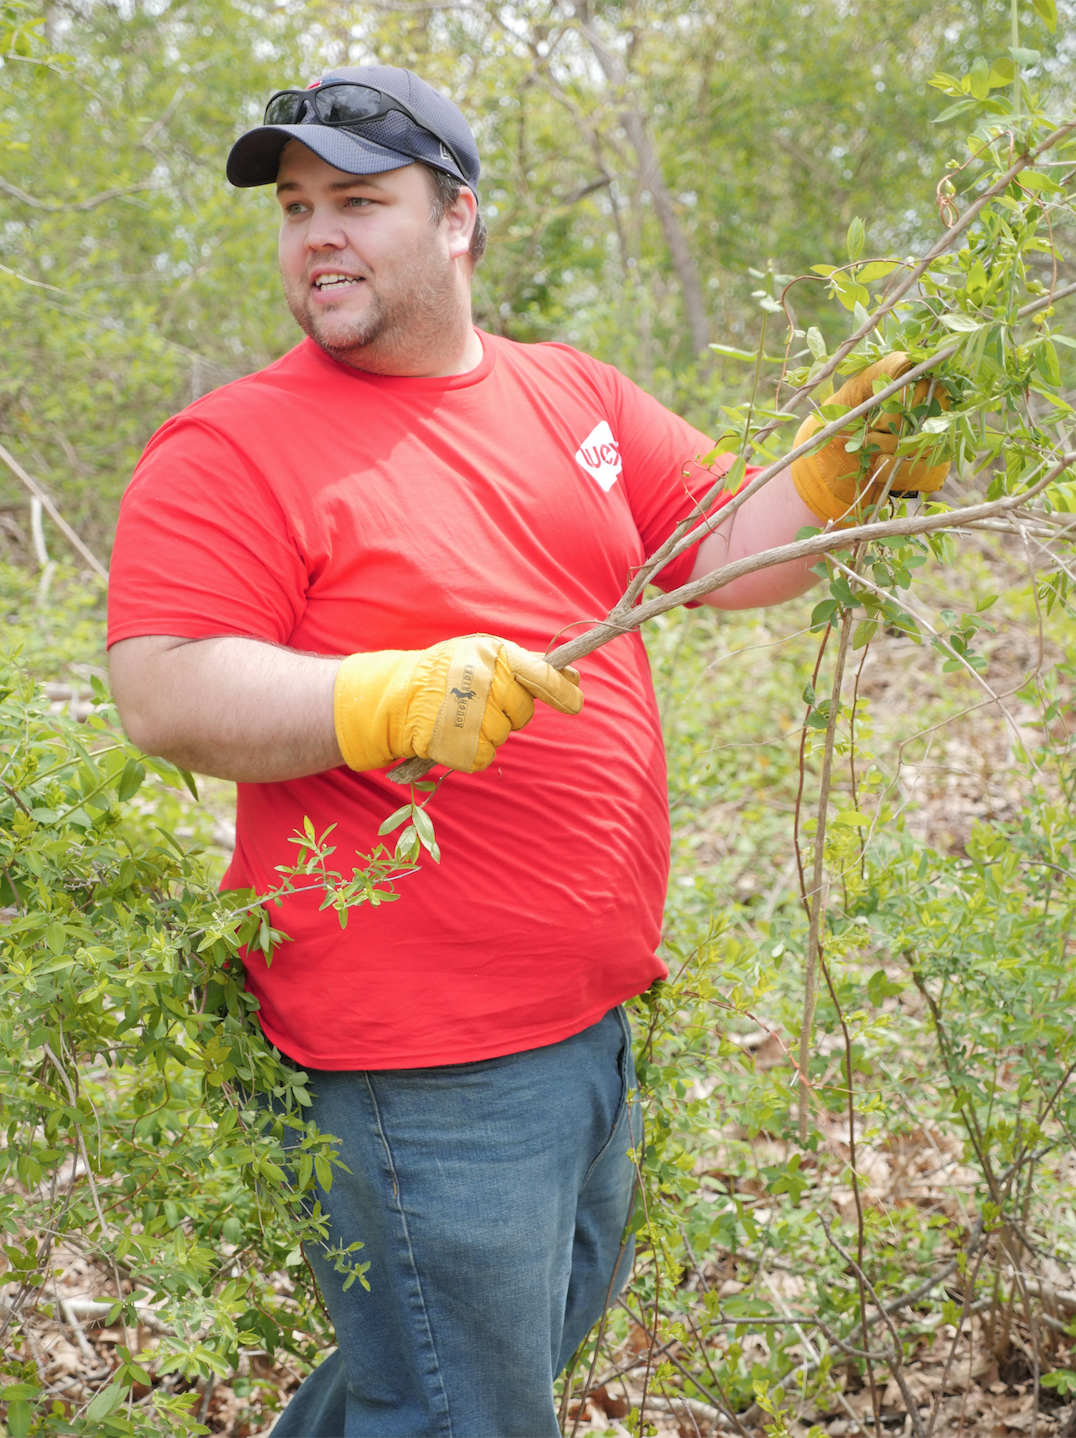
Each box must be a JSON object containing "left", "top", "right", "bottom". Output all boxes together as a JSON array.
[
  {"left": 821, "top": 1218, "right": 928, "bottom": 1438},
  {"left": 0, "top": 443, "right": 109, "bottom": 580},
  {"left": 797, "top": 608, "right": 852, "bottom": 1140},
  {"left": 0, "top": 174, "right": 165, "bottom": 213},
  {"left": 825, "top": 552, "right": 1041, "bottom": 773},
  {"left": 41, "top": 1044, "right": 113, "bottom": 1242},
  {"left": 615, "top": 1299, "right": 738, "bottom": 1426},
  {"left": 765, "top": 1275, "right": 873, "bottom": 1434}
]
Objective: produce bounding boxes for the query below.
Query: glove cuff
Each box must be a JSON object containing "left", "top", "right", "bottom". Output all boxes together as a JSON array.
[{"left": 334, "top": 650, "right": 417, "bottom": 771}]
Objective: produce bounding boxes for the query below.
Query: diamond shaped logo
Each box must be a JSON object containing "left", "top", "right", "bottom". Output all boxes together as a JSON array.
[{"left": 574, "top": 420, "right": 622, "bottom": 492}]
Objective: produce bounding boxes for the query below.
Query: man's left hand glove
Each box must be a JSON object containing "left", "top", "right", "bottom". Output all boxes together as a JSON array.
[{"left": 791, "top": 352, "right": 950, "bottom": 524}]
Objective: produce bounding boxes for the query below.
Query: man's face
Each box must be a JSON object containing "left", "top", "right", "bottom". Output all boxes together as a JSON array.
[{"left": 275, "top": 142, "right": 465, "bottom": 372}]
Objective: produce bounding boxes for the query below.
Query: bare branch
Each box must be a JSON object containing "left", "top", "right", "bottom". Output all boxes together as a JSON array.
[
  {"left": 0, "top": 443, "right": 108, "bottom": 581},
  {"left": 388, "top": 451, "right": 1074, "bottom": 785},
  {"left": 0, "top": 174, "right": 165, "bottom": 213}
]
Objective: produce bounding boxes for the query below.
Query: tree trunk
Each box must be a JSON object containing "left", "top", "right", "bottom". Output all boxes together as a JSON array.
[{"left": 576, "top": 12, "right": 711, "bottom": 358}]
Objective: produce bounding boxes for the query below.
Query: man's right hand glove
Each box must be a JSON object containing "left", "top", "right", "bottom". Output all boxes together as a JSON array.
[
  {"left": 334, "top": 634, "right": 584, "bottom": 775},
  {"left": 791, "top": 352, "right": 951, "bottom": 524}
]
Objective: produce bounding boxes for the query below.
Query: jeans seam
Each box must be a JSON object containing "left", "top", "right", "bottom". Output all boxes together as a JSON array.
[{"left": 363, "top": 1073, "right": 454, "bottom": 1438}]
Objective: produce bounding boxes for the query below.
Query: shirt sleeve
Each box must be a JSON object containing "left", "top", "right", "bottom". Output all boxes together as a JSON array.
[
  {"left": 604, "top": 364, "right": 751, "bottom": 595},
  {"left": 107, "top": 415, "right": 309, "bottom": 648}
]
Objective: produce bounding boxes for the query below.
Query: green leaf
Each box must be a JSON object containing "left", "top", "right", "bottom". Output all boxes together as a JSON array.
[
  {"left": 5, "top": 1398, "right": 32, "bottom": 1438},
  {"left": 178, "top": 767, "right": 199, "bottom": 800},
  {"left": 411, "top": 806, "right": 440, "bottom": 863},
  {"left": 1019, "top": 170, "right": 1062, "bottom": 193},
  {"left": 965, "top": 257, "right": 988, "bottom": 300},
  {"left": 857, "top": 260, "right": 898, "bottom": 282},
  {"left": 810, "top": 599, "right": 838, "bottom": 630},
  {"left": 1031, "top": 0, "right": 1057, "bottom": 30},
  {"left": 867, "top": 969, "right": 904, "bottom": 1004},
  {"left": 831, "top": 274, "right": 869, "bottom": 311},
  {"left": 1009, "top": 46, "right": 1041, "bottom": 66},
  {"left": 852, "top": 619, "right": 877, "bottom": 649},
  {"left": 833, "top": 810, "right": 870, "bottom": 827},
  {"left": 988, "top": 57, "right": 1015, "bottom": 86},
  {"left": 723, "top": 455, "right": 747, "bottom": 495},
  {"left": 395, "top": 825, "right": 420, "bottom": 863},
  {"left": 86, "top": 1381, "right": 127, "bottom": 1420},
  {"left": 116, "top": 757, "right": 146, "bottom": 802},
  {"left": 928, "top": 69, "right": 967, "bottom": 95},
  {"left": 846, "top": 216, "right": 865, "bottom": 262},
  {"left": 967, "top": 57, "right": 990, "bottom": 101},
  {"left": 933, "top": 97, "right": 980, "bottom": 122},
  {"left": 1042, "top": 1370, "right": 1076, "bottom": 1395},
  {"left": 377, "top": 804, "right": 414, "bottom": 836},
  {"left": 1034, "top": 339, "right": 1060, "bottom": 387},
  {"left": 805, "top": 326, "right": 826, "bottom": 360},
  {"left": 44, "top": 921, "right": 66, "bottom": 954}
]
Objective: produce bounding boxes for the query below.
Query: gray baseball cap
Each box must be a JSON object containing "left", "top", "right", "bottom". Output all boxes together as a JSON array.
[{"left": 226, "top": 65, "right": 481, "bottom": 197}]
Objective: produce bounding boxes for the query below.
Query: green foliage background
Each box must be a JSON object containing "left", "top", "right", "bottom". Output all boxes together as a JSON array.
[{"left": 1, "top": 0, "right": 1070, "bottom": 542}]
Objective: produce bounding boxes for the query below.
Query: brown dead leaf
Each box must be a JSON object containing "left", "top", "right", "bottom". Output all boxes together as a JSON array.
[{"left": 589, "top": 1385, "right": 631, "bottom": 1419}]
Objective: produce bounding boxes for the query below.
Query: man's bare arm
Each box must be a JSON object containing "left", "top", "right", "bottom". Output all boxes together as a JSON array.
[
  {"left": 688, "top": 465, "right": 820, "bottom": 610},
  {"left": 109, "top": 635, "right": 344, "bottom": 783}
]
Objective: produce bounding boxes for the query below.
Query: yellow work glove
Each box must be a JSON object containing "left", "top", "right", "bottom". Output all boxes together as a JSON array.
[
  {"left": 791, "top": 352, "right": 951, "bottom": 524},
  {"left": 333, "top": 634, "right": 584, "bottom": 775}
]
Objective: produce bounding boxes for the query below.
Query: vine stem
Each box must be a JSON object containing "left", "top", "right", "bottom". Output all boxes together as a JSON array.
[{"left": 797, "top": 607, "right": 854, "bottom": 1141}]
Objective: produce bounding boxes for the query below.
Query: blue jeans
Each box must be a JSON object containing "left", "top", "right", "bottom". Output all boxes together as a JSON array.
[{"left": 271, "top": 1006, "right": 640, "bottom": 1438}]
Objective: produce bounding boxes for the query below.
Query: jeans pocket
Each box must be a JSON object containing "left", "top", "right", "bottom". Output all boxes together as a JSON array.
[{"left": 580, "top": 1007, "right": 636, "bottom": 1191}]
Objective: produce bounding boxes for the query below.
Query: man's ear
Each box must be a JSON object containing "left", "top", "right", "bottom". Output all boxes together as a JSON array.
[{"left": 444, "top": 185, "right": 478, "bottom": 262}]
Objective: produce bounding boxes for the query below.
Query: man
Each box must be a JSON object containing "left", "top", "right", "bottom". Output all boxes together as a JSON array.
[{"left": 107, "top": 64, "right": 943, "bottom": 1438}]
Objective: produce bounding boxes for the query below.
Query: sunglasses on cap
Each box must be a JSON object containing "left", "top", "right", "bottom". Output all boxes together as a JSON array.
[{"left": 264, "top": 82, "right": 468, "bottom": 181}]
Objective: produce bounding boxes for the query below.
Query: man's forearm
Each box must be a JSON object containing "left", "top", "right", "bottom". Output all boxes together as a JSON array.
[
  {"left": 689, "top": 465, "right": 820, "bottom": 610},
  {"left": 109, "top": 635, "right": 344, "bottom": 783}
]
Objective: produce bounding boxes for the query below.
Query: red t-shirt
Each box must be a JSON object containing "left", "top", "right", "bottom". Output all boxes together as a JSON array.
[{"left": 108, "top": 332, "right": 737, "bottom": 1069}]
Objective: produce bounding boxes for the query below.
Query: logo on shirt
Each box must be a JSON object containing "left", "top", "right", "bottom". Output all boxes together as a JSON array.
[{"left": 574, "top": 421, "right": 622, "bottom": 492}]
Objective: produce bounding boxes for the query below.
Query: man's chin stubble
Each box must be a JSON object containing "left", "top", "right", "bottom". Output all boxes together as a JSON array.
[{"left": 285, "top": 288, "right": 388, "bottom": 363}]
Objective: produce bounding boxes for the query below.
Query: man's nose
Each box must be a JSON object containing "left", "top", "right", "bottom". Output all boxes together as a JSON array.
[{"left": 304, "top": 209, "right": 348, "bottom": 251}]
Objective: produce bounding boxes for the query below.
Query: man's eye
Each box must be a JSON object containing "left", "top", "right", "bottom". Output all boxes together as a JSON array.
[{"left": 346, "top": 197, "right": 371, "bottom": 208}]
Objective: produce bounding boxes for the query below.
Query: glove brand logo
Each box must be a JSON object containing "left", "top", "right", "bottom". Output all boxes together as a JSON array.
[
  {"left": 452, "top": 669, "right": 476, "bottom": 730},
  {"left": 574, "top": 420, "right": 622, "bottom": 492}
]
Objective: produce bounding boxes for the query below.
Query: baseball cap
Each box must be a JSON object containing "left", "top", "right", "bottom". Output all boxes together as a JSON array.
[{"left": 226, "top": 65, "right": 481, "bottom": 197}]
